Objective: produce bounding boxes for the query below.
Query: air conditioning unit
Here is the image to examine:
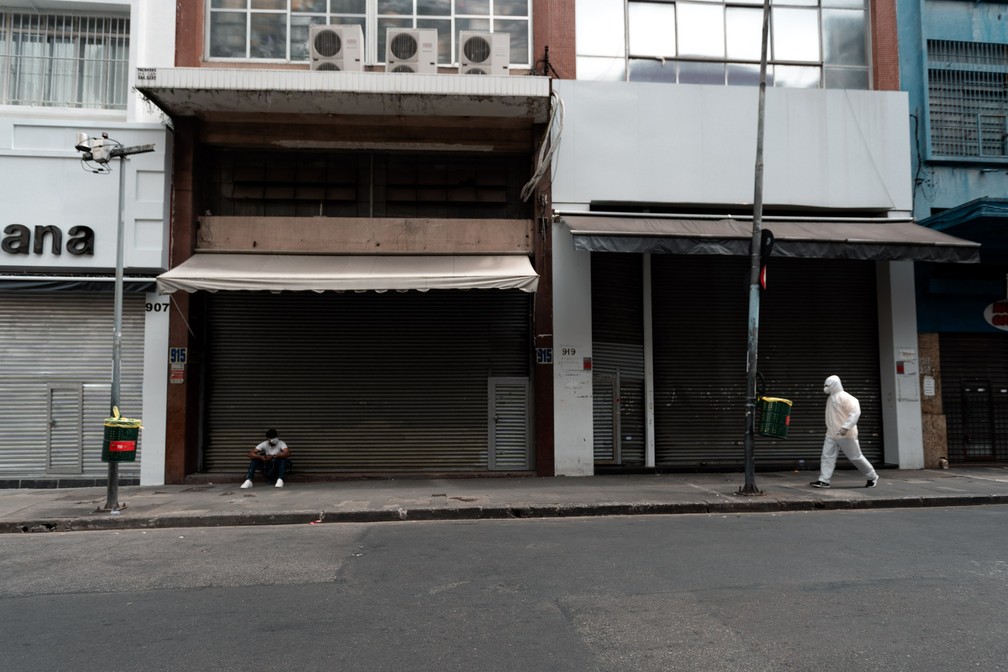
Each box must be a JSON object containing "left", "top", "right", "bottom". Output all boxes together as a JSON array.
[
  {"left": 385, "top": 28, "right": 438, "bottom": 73},
  {"left": 309, "top": 24, "right": 363, "bottom": 71},
  {"left": 459, "top": 31, "right": 509, "bottom": 75}
]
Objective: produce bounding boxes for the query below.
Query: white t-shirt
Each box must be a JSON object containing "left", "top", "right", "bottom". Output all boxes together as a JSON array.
[{"left": 254, "top": 439, "right": 288, "bottom": 457}]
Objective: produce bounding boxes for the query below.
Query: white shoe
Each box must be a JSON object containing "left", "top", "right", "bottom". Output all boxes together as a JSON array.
[
  {"left": 275, "top": 479, "right": 284, "bottom": 488},
  {"left": 240, "top": 479, "right": 253, "bottom": 489}
]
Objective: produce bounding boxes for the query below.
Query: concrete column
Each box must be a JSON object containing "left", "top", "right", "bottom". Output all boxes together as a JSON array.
[{"left": 877, "top": 260, "right": 924, "bottom": 468}]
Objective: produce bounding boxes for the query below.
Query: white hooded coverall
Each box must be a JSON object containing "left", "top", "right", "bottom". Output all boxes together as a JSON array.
[{"left": 818, "top": 375, "right": 877, "bottom": 484}]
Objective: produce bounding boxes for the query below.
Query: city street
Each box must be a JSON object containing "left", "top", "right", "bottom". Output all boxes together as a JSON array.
[{"left": 2, "top": 506, "right": 1006, "bottom": 672}]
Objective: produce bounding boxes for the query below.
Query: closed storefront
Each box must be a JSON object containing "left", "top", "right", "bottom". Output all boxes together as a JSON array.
[
  {"left": 0, "top": 291, "right": 146, "bottom": 482},
  {"left": 199, "top": 290, "right": 533, "bottom": 474},
  {"left": 651, "top": 255, "right": 882, "bottom": 469}
]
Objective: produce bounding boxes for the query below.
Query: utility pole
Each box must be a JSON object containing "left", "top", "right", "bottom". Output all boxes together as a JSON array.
[
  {"left": 739, "top": 0, "right": 772, "bottom": 496},
  {"left": 74, "top": 133, "right": 155, "bottom": 511}
]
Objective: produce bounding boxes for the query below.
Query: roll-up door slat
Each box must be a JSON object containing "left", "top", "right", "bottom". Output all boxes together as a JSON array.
[
  {"left": 0, "top": 292, "right": 145, "bottom": 477},
  {"left": 203, "top": 290, "right": 531, "bottom": 473},
  {"left": 651, "top": 256, "right": 882, "bottom": 468}
]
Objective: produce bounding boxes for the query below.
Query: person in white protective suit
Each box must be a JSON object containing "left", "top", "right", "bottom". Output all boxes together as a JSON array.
[{"left": 810, "top": 375, "right": 879, "bottom": 488}]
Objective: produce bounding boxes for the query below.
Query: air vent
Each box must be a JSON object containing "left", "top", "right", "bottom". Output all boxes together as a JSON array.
[
  {"left": 459, "top": 31, "right": 509, "bottom": 76},
  {"left": 385, "top": 28, "right": 438, "bottom": 74},
  {"left": 309, "top": 24, "right": 363, "bottom": 71}
]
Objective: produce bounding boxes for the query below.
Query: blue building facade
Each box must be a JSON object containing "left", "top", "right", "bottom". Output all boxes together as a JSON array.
[{"left": 899, "top": 0, "right": 1008, "bottom": 464}]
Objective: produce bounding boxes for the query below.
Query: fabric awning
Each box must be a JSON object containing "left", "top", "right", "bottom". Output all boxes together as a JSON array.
[
  {"left": 156, "top": 254, "right": 539, "bottom": 294},
  {"left": 560, "top": 215, "right": 980, "bottom": 263}
]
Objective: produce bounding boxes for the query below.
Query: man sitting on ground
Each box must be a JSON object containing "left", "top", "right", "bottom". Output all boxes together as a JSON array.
[{"left": 240, "top": 428, "right": 291, "bottom": 489}]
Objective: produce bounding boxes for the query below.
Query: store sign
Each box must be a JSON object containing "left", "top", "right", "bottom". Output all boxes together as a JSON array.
[
  {"left": 983, "top": 300, "right": 1008, "bottom": 331},
  {"left": 2, "top": 224, "right": 95, "bottom": 257}
]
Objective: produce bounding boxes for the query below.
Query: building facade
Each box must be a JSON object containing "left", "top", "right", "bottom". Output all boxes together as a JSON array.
[
  {"left": 140, "top": 1, "right": 561, "bottom": 482},
  {"left": 898, "top": 0, "right": 1008, "bottom": 467},
  {"left": 0, "top": 0, "right": 173, "bottom": 487},
  {"left": 547, "top": 0, "right": 978, "bottom": 475}
]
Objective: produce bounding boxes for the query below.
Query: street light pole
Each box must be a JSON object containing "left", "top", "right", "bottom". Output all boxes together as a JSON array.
[
  {"left": 74, "top": 133, "right": 154, "bottom": 510},
  {"left": 739, "top": 0, "right": 772, "bottom": 496}
]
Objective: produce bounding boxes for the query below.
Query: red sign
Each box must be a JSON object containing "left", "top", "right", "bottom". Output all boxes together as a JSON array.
[{"left": 109, "top": 440, "right": 136, "bottom": 452}]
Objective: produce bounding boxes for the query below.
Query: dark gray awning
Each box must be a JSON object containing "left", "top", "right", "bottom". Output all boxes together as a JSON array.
[{"left": 560, "top": 214, "right": 980, "bottom": 263}]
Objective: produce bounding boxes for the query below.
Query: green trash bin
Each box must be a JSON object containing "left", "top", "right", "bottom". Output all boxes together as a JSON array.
[
  {"left": 102, "top": 407, "right": 142, "bottom": 463},
  {"left": 757, "top": 397, "right": 792, "bottom": 439}
]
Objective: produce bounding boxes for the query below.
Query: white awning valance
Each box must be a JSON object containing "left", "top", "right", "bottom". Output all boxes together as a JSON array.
[{"left": 156, "top": 254, "right": 539, "bottom": 294}]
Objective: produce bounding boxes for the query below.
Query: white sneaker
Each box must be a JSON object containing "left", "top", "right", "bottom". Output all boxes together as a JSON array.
[
  {"left": 240, "top": 479, "right": 253, "bottom": 489},
  {"left": 275, "top": 479, "right": 284, "bottom": 488}
]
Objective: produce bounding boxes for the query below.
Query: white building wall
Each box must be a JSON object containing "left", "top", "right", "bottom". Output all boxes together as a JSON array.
[
  {"left": 0, "top": 1, "right": 175, "bottom": 485},
  {"left": 549, "top": 80, "right": 923, "bottom": 474}
]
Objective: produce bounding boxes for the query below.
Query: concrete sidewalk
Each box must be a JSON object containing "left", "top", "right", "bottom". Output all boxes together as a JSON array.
[{"left": 3, "top": 467, "right": 1008, "bottom": 534}]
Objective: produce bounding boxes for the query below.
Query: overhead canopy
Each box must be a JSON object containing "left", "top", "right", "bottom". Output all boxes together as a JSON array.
[
  {"left": 560, "top": 214, "right": 980, "bottom": 263},
  {"left": 156, "top": 254, "right": 539, "bottom": 294},
  {"left": 919, "top": 197, "right": 1008, "bottom": 264}
]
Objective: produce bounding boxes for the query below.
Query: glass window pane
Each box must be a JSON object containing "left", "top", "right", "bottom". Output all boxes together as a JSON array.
[
  {"left": 771, "top": 8, "right": 819, "bottom": 62},
  {"left": 822, "top": 9, "right": 865, "bottom": 66},
  {"left": 576, "top": 0, "right": 625, "bottom": 58},
  {"left": 628, "top": 59, "right": 676, "bottom": 83},
  {"left": 418, "top": 0, "right": 451, "bottom": 16},
  {"left": 417, "top": 18, "right": 451, "bottom": 62},
  {"left": 777, "top": 0, "right": 817, "bottom": 6},
  {"left": 677, "top": 3, "right": 725, "bottom": 59},
  {"left": 330, "top": 0, "right": 367, "bottom": 11},
  {"left": 456, "top": 17, "right": 491, "bottom": 35},
  {"left": 292, "top": 1, "right": 327, "bottom": 11},
  {"left": 578, "top": 55, "right": 627, "bottom": 81},
  {"left": 629, "top": 3, "right": 675, "bottom": 58},
  {"left": 378, "top": 0, "right": 412, "bottom": 15},
  {"left": 494, "top": 19, "right": 529, "bottom": 65},
  {"left": 725, "top": 7, "right": 762, "bottom": 61},
  {"left": 824, "top": 66, "right": 868, "bottom": 89},
  {"left": 210, "top": 13, "right": 248, "bottom": 57},
  {"left": 773, "top": 64, "right": 819, "bottom": 87},
  {"left": 251, "top": 13, "right": 286, "bottom": 58},
  {"left": 457, "top": 0, "right": 490, "bottom": 13},
  {"left": 679, "top": 60, "right": 725, "bottom": 84},
  {"left": 290, "top": 15, "right": 322, "bottom": 61},
  {"left": 494, "top": 0, "right": 529, "bottom": 17},
  {"left": 823, "top": 0, "right": 864, "bottom": 8},
  {"left": 727, "top": 62, "right": 763, "bottom": 86},
  {"left": 252, "top": 0, "right": 285, "bottom": 9},
  {"left": 212, "top": 0, "right": 247, "bottom": 8}
]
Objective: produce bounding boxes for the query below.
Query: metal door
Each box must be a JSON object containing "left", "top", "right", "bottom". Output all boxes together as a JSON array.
[
  {"left": 593, "top": 373, "right": 620, "bottom": 464},
  {"left": 961, "top": 379, "right": 994, "bottom": 460},
  {"left": 488, "top": 377, "right": 530, "bottom": 470},
  {"left": 47, "top": 383, "right": 83, "bottom": 474}
]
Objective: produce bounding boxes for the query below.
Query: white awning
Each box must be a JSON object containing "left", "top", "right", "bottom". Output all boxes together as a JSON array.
[
  {"left": 156, "top": 254, "right": 539, "bottom": 294},
  {"left": 560, "top": 214, "right": 981, "bottom": 263}
]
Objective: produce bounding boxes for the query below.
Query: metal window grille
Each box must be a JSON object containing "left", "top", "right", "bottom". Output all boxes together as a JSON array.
[
  {"left": 0, "top": 11, "right": 130, "bottom": 109},
  {"left": 927, "top": 39, "right": 1008, "bottom": 159}
]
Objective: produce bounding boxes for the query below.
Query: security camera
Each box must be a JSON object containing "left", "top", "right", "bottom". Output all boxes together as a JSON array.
[{"left": 75, "top": 132, "right": 90, "bottom": 153}]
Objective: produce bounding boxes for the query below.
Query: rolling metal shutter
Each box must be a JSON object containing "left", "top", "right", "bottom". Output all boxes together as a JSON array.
[
  {"left": 651, "top": 256, "right": 882, "bottom": 469},
  {"left": 202, "top": 290, "right": 531, "bottom": 473},
  {"left": 939, "top": 333, "right": 1008, "bottom": 463},
  {"left": 591, "top": 253, "right": 646, "bottom": 466},
  {"left": 0, "top": 292, "right": 145, "bottom": 477}
]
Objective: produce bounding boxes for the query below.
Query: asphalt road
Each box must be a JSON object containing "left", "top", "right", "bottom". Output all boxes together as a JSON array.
[{"left": 2, "top": 506, "right": 1006, "bottom": 672}]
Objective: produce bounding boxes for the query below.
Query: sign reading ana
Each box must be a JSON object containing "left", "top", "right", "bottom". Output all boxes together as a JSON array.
[{"left": 2, "top": 224, "right": 95, "bottom": 256}]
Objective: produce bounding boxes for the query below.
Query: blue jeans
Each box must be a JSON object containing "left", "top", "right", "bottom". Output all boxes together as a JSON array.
[{"left": 246, "top": 457, "right": 289, "bottom": 483}]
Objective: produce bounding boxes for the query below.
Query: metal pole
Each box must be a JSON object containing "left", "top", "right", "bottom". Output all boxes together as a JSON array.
[
  {"left": 105, "top": 154, "right": 127, "bottom": 511},
  {"left": 739, "top": 0, "right": 771, "bottom": 496}
]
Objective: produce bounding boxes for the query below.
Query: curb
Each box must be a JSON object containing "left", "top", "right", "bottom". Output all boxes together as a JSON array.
[{"left": 5, "top": 493, "right": 1008, "bottom": 534}]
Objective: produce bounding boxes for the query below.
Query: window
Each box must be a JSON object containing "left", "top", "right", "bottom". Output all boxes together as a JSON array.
[
  {"left": 928, "top": 40, "right": 1008, "bottom": 160},
  {"left": 0, "top": 11, "right": 129, "bottom": 109},
  {"left": 576, "top": 0, "right": 869, "bottom": 89},
  {"left": 207, "top": 0, "right": 531, "bottom": 67}
]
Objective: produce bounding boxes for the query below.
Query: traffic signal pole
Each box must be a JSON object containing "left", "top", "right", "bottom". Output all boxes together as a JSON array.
[{"left": 738, "top": 0, "right": 772, "bottom": 496}]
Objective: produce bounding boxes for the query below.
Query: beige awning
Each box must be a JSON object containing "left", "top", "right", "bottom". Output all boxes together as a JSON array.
[
  {"left": 560, "top": 214, "right": 981, "bottom": 263},
  {"left": 156, "top": 254, "right": 539, "bottom": 294}
]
